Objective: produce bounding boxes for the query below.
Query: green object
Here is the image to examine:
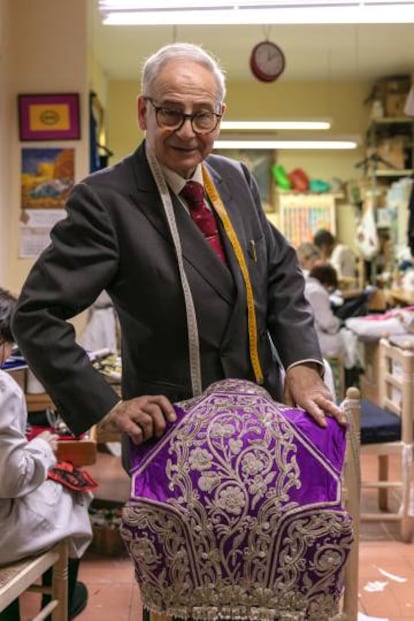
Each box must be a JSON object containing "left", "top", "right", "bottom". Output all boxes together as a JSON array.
[
  {"left": 309, "top": 179, "right": 330, "bottom": 193},
  {"left": 272, "top": 164, "right": 291, "bottom": 190}
]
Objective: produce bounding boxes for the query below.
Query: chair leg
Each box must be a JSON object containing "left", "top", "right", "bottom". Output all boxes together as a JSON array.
[
  {"left": 52, "top": 540, "right": 68, "bottom": 621},
  {"left": 400, "top": 448, "right": 414, "bottom": 543},
  {"left": 378, "top": 455, "right": 389, "bottom": 511},
  {"left": 401, "top": 517, "right": 414, "bottom": 543}
]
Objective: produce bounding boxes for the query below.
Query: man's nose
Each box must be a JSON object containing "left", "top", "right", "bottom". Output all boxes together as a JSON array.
[{"left": 176, "top": 116, "right": 196, "bottom": 138}]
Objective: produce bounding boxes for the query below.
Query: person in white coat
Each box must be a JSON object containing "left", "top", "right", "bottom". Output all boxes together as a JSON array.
[
  {"left": 304, "top": 263, "right": 345, "bottom": 359},
  {"left": 313, "top": 229, "right": 356, "bottom": 280},
  {"left": 0, "top": 287, "right": 92, "bottom": 621}
]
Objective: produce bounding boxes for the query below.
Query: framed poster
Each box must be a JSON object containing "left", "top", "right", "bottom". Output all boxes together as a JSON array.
[
  {"left": 18, "top": 93, "right": 80, "bottom": 141},
  {"left": 19, "top": 147, "right": 74, "bottom": 257}
]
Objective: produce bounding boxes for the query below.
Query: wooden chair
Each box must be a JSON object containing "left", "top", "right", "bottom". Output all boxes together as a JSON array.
[
  {"left": 341, "top": 386, "right": 361, "bottom": 621},
  {"left": 143, "top": 388, "right": 361, "bottom": 621},
  {"left": 0, "top": 539, "right": 68, "bottom": 621},
  {"left": 360, "top": 337, "right": 414, "bottom": 542}
]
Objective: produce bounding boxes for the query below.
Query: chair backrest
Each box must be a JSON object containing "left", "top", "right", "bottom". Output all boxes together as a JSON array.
[
  {"left": 341, "top": 386, "right": 361, "bottom": 621},
  {"left": 379, "top": 337, "right": 414, "bottom": 445}
]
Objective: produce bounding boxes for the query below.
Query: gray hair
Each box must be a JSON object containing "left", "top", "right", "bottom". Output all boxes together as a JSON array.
[
  {"left": 296, "top": 242, "right": 320, "bottom": 263},
  {"left": 141, "top": 42, "right": 226, "bottom": 105}
]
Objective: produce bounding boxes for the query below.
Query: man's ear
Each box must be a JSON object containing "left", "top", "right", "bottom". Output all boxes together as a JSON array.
[{"left": 137, "top": 96, "right": 147, "bottom": 131}]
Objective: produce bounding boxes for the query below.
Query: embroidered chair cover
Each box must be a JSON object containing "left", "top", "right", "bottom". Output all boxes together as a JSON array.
[{"left": 121, "top": 379, "right": 353, "bottom": 621}]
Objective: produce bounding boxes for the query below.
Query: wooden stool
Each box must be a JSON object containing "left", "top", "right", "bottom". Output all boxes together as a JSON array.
[{"left": 0, "top": 539, "right": 68, "bottom": 621}]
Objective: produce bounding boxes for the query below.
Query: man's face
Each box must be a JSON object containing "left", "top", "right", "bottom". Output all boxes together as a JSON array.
[{"left": 138, "top": 60, "right": 225, "bottom": 178}]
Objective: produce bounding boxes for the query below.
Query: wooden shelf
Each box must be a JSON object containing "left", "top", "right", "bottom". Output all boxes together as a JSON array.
[
  {"left": 369, "top": 117, "right": 413, "bottom": 126},
  {"left": 374, "top": 169, "right": 413, "bottom": 177}
]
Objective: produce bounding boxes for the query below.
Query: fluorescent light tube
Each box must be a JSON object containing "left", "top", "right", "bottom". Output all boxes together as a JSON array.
[
  {"left": 214, "top": 139, "right": 359, "bottom": 150},
  {"left": 100, "top": 2, "right": 414, "bottom": 25},
  {"left": 221, "top": 121, "right": 331, "bottom": 131}
]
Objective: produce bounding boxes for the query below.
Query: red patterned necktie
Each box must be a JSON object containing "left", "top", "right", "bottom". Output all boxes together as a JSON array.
[{"left": 181, "top": 181, "right": 227, "bottom": 264}]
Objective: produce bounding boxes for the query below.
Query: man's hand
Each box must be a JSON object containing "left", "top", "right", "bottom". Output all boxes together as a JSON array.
[
  {"left": 100, "top": 395, "right": 177, "bottom": 445},
  {"left": 284, "top": 363, "right": 347, "bottom": 427}
]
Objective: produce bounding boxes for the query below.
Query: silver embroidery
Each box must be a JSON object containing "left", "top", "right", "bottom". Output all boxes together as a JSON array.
[{"left": 121, "top": 379, "right": 353, "bottom": 620}]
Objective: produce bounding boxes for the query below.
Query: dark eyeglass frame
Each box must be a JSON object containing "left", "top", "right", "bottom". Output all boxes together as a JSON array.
[{"left": 144, "top": 97, "right": 222, "bottom": 135}]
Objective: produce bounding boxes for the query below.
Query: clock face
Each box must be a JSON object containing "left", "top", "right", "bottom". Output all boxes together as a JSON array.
[{"left": 250, "top": 41, "right": 285, "bottom": 83}]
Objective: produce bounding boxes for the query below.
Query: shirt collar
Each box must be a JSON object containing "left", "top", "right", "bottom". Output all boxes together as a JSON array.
[{"left": 162, "top": 165, "right": 204, "bottom": 196}]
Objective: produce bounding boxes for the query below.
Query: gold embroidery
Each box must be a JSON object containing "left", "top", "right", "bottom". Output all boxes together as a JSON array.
[{"left": 121, "top": 380, "right": 352, "bottom": 620}]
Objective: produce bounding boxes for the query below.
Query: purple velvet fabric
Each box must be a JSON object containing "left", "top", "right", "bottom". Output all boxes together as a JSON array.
[{"left": 121, "top": 379, "right": 352, "bottom": 621}]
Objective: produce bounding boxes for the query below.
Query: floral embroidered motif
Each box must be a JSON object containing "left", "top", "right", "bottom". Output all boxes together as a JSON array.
[{"left": 121, "top": 379, "right": 353, "bottom": 620}]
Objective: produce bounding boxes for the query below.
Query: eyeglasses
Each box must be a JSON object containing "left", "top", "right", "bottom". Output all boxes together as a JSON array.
[{"left": 144, "top": 97, "right": 222, "bottom": 135}]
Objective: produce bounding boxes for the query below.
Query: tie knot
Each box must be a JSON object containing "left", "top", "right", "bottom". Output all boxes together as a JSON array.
[{"left": 180, "top": 181, "right": 205, "bottom": 208}]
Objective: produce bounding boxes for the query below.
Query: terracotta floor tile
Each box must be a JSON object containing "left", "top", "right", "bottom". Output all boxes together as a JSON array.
[{"left": 76, "top": 583, "right": 136, "bottom": 621}]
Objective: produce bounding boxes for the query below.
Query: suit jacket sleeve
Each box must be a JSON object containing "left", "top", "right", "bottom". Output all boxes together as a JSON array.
[{"left": 12, "top": 181, "right": 122, "bottom": 435}]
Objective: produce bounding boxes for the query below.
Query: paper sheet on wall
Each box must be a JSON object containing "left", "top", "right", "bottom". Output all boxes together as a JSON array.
[
  {"left": 19, "top": 147, "right": 74, "bottom": 258},
  {"left": 19, "top": 209, "right": 66, "bottom": 258}
]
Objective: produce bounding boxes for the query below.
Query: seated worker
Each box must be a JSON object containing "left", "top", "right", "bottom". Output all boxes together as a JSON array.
[
  {"left": 304, "top": 264, "right": 361, "bottom": 386},
  {"left": 304, "top": 263, "right": 344, "bottom": 359},
  {"left": 296, "top": 242, "right": 321, "bottom": 277},
  {"left": 0, "top": 287, "right": 92, "bottom": 621},
  {"left": 313, "top": 228, "right": 357, "bottom": 280}
]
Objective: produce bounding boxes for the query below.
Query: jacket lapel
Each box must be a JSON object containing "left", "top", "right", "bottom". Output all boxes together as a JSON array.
[
  {"left": 203, "top": 161, "right": 247, "bottom": 293},
  {"left": 128, "top": 144, "right": 235, "bottom": 305},
  {"left": 203, "top": 160, "right": 253, "bottom": 350}
]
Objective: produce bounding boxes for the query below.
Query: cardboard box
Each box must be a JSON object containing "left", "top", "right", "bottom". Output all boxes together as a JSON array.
[
  {"left": 385, "top": 92, "right": 408, "bottom": 117},
  {"left": 89, "top": 500, "right": 125, "bottom": 556},
  {"left": 374, "top": 75, "right": 411, "bottom": 99},
  {"left": 376, "top": 136, "right": 406, "bottom": 170}
]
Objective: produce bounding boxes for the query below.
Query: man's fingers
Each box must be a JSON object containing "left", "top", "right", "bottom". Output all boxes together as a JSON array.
[
  {"left": 306, "top": 396, "right": 347, "bottom": 427},
  {"left": 306, "top": 404, "right": 328, "bottom": 428},
  {"left": 101, "top": 394, "right": 177, "bottom": 444},
  {"left": 146, "top": 395, "right": 177, "bottom": 421}
]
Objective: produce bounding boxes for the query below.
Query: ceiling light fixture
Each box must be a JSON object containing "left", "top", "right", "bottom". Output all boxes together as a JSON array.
[
  {"left": 99, "top": 1, "right": 414, "bottom": 25},
  {"left": 214, "top": 138, "right": 359, "bottom": 150},
  {"left": 221, "top": 120, "right": 331, "bottom": 131}
]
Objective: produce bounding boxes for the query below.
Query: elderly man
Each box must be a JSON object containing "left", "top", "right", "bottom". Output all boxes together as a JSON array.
[{"left": 12, "top": 43, "right": 344, "bottom": 464}]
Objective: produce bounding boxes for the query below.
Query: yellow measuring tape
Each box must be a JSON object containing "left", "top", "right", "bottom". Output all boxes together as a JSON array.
[{"left": 202, "top": 165, "right": 264, "bottom": 385}]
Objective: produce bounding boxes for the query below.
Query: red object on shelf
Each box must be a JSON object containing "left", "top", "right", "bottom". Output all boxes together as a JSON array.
[
  {"left": 288, "top": 168, "right": 309, "bottom": 192},
  {"left": 26, "top": 425, "right": 84, "bottom": 442}
]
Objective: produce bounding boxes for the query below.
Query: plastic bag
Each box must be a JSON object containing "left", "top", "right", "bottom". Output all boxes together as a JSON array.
[{"left": 356, "top": 198, "right": 380, "bottom": 260}]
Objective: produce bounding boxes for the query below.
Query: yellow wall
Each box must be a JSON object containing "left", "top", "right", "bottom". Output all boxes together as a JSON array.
[
  {"left": 0, "top": 0, "right": 12, "bottom": 285},
  {"left": 0, "top": 2, "right": 394, "bottom": 296},
  {"left": 107, "top": 77, "right": 371, "bottom": 249},
  {"left": 0, "top": 0, "right": 90, "bottom": 334},
  {"left": 108, "top": 78, "right": 370, "bottom": 173},
  {"left": 2, "top": 0, "right": 89, "bottom": 295}
]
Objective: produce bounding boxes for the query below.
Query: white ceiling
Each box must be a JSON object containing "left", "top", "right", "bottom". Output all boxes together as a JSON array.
[{"left": 90, "top": 4, "right": 414, "bottom": 84}]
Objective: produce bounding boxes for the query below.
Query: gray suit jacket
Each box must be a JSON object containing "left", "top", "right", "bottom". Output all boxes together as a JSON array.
[{"left": 12, "top": 142, "right": 322, "bottom": 435}]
